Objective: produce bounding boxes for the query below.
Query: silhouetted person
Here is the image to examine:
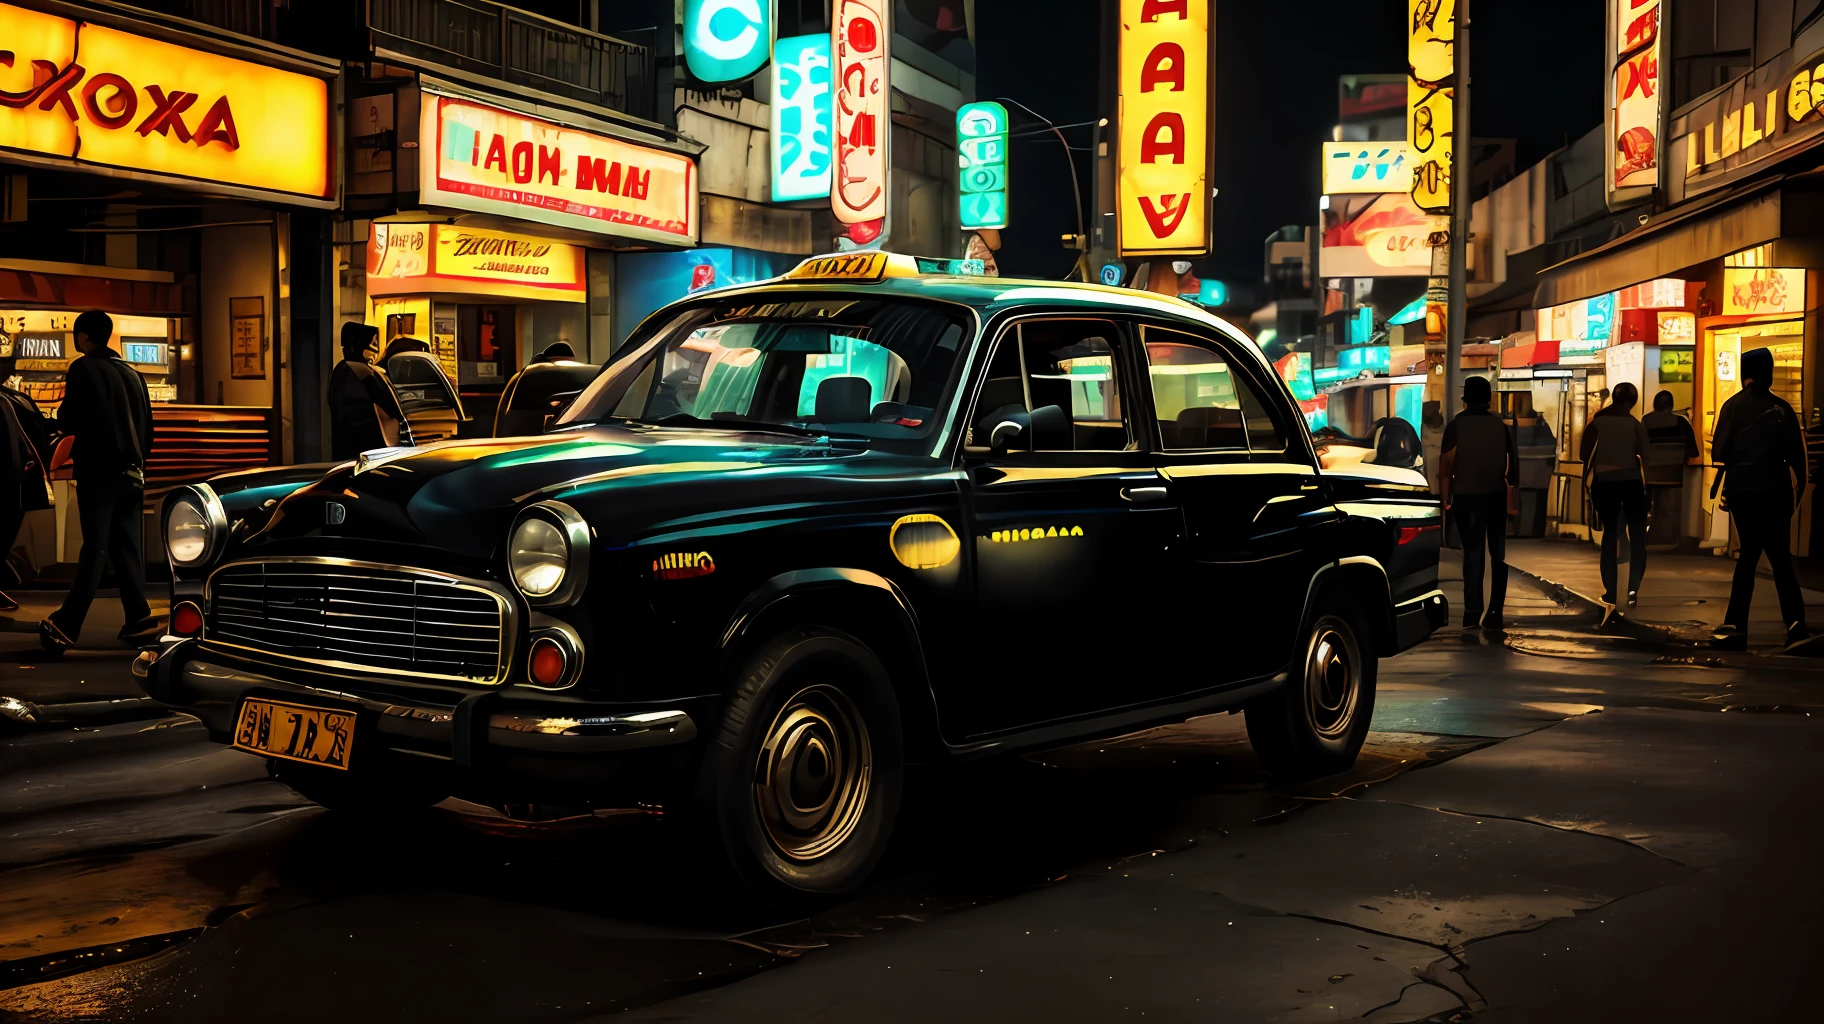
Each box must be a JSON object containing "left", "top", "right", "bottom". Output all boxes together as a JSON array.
[
  {"left": 1, "top": 370, "right": 51, "bottom": 613},
  {"left": 328, "top": 322, "right": 412, "bottom": 461},
  {"left": 494, "top": 343, "right": 599, "bottom": 437},
  {"left": 1441, "top": 376, "right": 1516, "bottom": 629},
  {"left": 1581, "top": 382, "right": 1652, "bottom": 607},
  {"left": 1642, "top": 389, "right": 1699, "bottom": 464},
  {"left": 1711, "top": 347, "right": 1810, "bottom": 649},
  {"left": 42, "top": 310, "right": 157, "bottom": 653}
]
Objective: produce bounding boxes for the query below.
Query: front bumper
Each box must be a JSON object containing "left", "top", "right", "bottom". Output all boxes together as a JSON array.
[
  {"left": 139, "top": 639, "right": 710, "bottom": 797},
  {"left": 1392, "top": 589, "right": 1449, "bottom": 652}
]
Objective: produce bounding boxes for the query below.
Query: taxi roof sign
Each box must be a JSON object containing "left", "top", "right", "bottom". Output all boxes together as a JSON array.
[{"left": 783, "top": 252, "right": 988, "bottom": 283}]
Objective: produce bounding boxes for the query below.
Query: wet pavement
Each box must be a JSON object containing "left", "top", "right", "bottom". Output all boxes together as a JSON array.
[{"left": 3, "top": 572, "right": 1823, "bottom": 1022}]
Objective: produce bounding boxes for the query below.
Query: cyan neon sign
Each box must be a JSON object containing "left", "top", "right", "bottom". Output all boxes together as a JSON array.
[
  {"left": 957, "top": 101, "right": 1010, "bottom": 230},
  {"left": 770, "top": 33, "right": 832, "bottom": 201},
  {"left": 684, "top": 0, "right": 772, "bottom": 83}
]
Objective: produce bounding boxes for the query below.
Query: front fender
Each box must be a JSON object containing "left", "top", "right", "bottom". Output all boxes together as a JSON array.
[{"left": 718, "top": 568, "right": 944, "bottom": 760}]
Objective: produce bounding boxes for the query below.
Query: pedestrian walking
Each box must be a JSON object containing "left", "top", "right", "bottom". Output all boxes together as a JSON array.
[
  {"left": 1, "top": 373, "right": 52, "bottom": 613},
  {"left": 1440, "top": 375, "right": 1517, "bottom": 629},
  {"left": 1710, "top": 347, "right": 1811, "bottom": 649},
  {"left": 328, "top": 322, "right": 413, "bottom": 461},
  {"left": 40, "top": 310, "right": 158, "bottom": 653},
  {"left": 1642, "top": 389, "right": 1701, "bottom": 541},
  {"left": 1580, "top": 381, "right": 1653, "bottom": 607}
]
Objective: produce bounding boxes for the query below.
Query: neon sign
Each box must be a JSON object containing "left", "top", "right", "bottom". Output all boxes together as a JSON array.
[
  {"left": 957, "top": 101, "right": 1010, "bottom": 230},
  {"left": 832, "top": 0, "right": 890, "bottom": 244},
  {"left": 683, "top": 0, "right": 772, "bottom": 84},
  {"left": 1117, "top": 0, "right": 1211, "bottom": 256},
  {"left": 1407, "top": 0, "right": 1454, "bottom": 213},
  {"left": 770, "top": 34, "right": 832, "bottom": 201}
]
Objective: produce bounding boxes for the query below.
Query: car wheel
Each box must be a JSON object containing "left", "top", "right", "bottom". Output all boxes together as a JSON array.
[
  {"left": 696, "top": 626, "right": 904, "bottom": 902},
  {"left": 1244, "top": 592, "right": 1377, "bottom": 781},
  {"left": 269, "top": 759, "right": 449, "bottom": 816}
]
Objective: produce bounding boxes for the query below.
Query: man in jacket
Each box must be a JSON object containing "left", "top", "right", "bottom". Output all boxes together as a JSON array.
[
  {"left": 1440, "top": 375, "right": 1518, "bottom": 630},
  {"left": 42, "top": 310, "right": 158, "bottom": 652},
  {"left": 1, "top": 374, "right": 50, "bottom": 613},
  {"left": 1711, "top": 347, "right": 1810, "bottom": 649},
  {"left": 328, "top": 322, "right": 413, "bottom": 461}
]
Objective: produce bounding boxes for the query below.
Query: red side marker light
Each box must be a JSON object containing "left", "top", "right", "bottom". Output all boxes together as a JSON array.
[
  {"left": 172, "top": 601, "right": 204, "bottom": 637},
  {"left": 529, "top": 638, "right": 568, "bottom": 686},
  {"left": 1397, "top": 524, "right": 1440, "bottom": 546}
]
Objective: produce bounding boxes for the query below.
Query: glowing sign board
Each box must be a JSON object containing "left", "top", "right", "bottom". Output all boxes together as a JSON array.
[
  {"left": 420, "top": 92, "right": 697, "bottom": 245},
  {"left": 957, "top": 101, "right": 1010, "bottom": 230},
  {"left": 770, "top": 34, "right": 833, "bottom": 201},
  {"left": 1322, "top": 142, "right": 1411, "bottom": 194},
  {"left": 684, "top": 0, "right": 772, "bottom": 83},
  {"left": 1607, "top": 0, "right": 1662, "bottom": 196},
  {"left": 0, "top": 2, "right": 332, "bottom": 199},
  {"left": 1407, "top": 0, "right": 1454, "bottom": 213},
  {"left": 1722, "top": 268, "right": 1806, "bottom": 316},
  {"left": 367, "top": 223, "right": 585, "bottom": 302},
  {"left": 832, "top": 0, "right": 890, "bottom": 239},
  {"left": 1117, "top": 0, "right": 1211, "bottom": 256}
]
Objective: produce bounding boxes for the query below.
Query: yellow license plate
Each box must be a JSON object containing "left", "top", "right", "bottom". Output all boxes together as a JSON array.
[{"left": 233, "top": 698, "right": 356, "bottom": 770}]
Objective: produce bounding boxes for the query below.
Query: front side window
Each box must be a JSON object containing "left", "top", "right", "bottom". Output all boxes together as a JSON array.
[
  {"left": 969, "top": 319, "right": 1132, "bottom": 452},
  {"left": 1144, "top": 327, "right": 1286, "bottom": 453},
  {"left": 557, "top": 295, "right": 972, "bottom": 453}
]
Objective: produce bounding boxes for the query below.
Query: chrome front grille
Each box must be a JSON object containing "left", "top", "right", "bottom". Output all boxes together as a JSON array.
[{"left": 206, "top": 559, "right": 511, "bottom": 684}]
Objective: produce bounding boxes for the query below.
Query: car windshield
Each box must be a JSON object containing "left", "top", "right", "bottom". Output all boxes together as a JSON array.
[{"left": 556, "top": 294, "right": 974, "bottom": 452}]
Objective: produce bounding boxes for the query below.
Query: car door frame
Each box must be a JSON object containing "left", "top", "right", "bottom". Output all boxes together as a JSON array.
[
  {"left": 1135, "top": 317, "right": 1338, "bottom": 683},
  {"left": 944, "top": 312, "right": 1185, "bottom": 736}
]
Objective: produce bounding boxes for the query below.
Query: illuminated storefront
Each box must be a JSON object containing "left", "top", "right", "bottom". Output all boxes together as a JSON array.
[{"left": 0, "top": 1, "right": 339, "bottom": 562}]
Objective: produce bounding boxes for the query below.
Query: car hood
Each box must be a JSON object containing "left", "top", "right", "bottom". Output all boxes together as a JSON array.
[{"left": 245, "top": 426, "right": 883, "bottom": 561}]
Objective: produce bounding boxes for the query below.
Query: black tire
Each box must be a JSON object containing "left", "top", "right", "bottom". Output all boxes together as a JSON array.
[
  {"left": 695, "top": 626, "right": 904, "bottom": 902},
  {"left": 1245, "top": 592, "right": 1377, "bottom": 781},
  {"left": 269, "top": 759, "right": 449, "bottom": 816}
]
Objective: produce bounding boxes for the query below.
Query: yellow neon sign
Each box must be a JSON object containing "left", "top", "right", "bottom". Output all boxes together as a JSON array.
[
  {"left": 1407, "top": 0, "right": 1455, "bottom": 214},
  {"left": 0, "top": 3, "right": 332, "bottom": 198},
  {"left": 1117, "top": 0, "right": 1210, "bottom": 256}
]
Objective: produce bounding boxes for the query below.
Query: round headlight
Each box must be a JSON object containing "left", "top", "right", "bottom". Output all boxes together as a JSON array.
[
  {"left": 166, "top": 500, "right": 210, "bottom": 565},
  {"left": 509, "top": 516, "right": 569, "bottom": 598}
]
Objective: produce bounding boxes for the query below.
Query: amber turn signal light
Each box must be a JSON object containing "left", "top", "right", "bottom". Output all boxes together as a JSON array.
[
  {"left": 528, "top": 637, "right": 568, "bottom": 687},
  {"left": 171, "top": 601, "right": 204, "bottom": 637}
]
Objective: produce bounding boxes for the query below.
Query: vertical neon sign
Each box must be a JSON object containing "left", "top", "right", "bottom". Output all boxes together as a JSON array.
[
  {"left": 957, "top": 101, "right": 1009, "bottom": 230},
  {"left": 771, "top": 34, "right": 833, "bottom": 201},
  {"left": 832, "top": 0, "right": 889, "bottom": 246},
  {"left": 683, "top": 0, "right": 773, "bottom": 83}
]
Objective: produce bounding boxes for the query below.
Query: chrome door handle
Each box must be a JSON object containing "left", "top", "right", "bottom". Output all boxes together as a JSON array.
[{"left": 1121, "top": 486, "right": 1171, "bottom": 503}]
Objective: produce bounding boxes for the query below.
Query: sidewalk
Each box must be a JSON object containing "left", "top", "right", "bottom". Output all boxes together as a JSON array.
[
  {"left": 0, "top": 590, "right": 169, "bottom": 727},
  {"left": 1486, "top": 537, "right": 1824, "bottom": 649}
]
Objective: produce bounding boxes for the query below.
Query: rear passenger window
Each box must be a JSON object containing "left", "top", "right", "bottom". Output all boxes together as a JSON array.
[
  {"left": 1144, "top": 328, "right": 1285, "bottom": 453},
  {"left": 970, "top": 319, "right": 1132, "bottom": 452}
]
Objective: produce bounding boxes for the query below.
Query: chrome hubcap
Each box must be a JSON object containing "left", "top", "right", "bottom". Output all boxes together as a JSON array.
[
  {"left": 1306, "top": 621, "right": 1359, "bottom": 740},
  {"left": 753, "top": 683, "right": 872, "bottom": 861}
]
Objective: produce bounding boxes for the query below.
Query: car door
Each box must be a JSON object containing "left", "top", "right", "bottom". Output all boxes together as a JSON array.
[
  {"left": 953, "top": 316, "right": 1183, "bottom": 737},
  {"left": 1141, "top": 324, "right": 1336, "bottom": 683}
]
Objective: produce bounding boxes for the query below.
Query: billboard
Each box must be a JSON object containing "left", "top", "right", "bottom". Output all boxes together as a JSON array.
[
  {"left": 1117, "top": 0, "right": 1212, "bottom": 256},
  {"left": 1407, "top": 0, "right": 1454, "bottom": 214},
  {"left": 683, "top": 0, "right": 772, "bottom": 83},
  {"left": 367, "top": 224, "right": 585, "bottom": 302},
  {"left": 1321, "top": 142, "right": 1411, "bottom": 194},
  {"left": 957, "top": 101, "right": 1010, "bottom": 229},
  {"left": 771, "top": 33, "right": 833, "bottom": 201},
  {"left": 0, "top": 2, "right": 332, "bottom": 200},
  {"left": 832, "top": 0, "right": 890, "bottom": 243},
  {"left": 1607, "top": 0, "right": 1662, "bottom": 202},
  {"left": 1320, "top": 192, "right": 1447, "bottom": 278},
  {"left": 420, "top": 92, "right": 698, "bottom": 245}
]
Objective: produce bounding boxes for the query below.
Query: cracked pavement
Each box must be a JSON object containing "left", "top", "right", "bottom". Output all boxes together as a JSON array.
[{"left": 3, "top": 570, "right": 1823, "bottom": 1022}]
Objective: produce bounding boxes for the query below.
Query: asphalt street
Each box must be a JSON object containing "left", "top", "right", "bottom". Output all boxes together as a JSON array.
[{"left": 2, "top": 572, "right": 1822, "bottom": 1023}]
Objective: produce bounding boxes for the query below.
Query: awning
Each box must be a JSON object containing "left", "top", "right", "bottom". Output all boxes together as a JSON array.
[{"left": 1532, "top": 176, "right": 1784, "bottom": 309}]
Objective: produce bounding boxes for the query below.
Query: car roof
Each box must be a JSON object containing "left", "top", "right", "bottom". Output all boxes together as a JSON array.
[{"left": 693, "top": 273, "right": 1261, "bottom": 349}]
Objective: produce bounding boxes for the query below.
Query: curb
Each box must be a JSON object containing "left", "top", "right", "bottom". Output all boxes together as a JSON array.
[{"left": 1503, "top": 566, "right": 1701, "bottom": 646}]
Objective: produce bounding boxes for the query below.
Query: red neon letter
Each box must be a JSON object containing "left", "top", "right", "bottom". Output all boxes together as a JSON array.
[
  {"left": 1140, "top": 42, "right": 1185, "bottom": 92},
  {"left": 1139, "top": 112, "right": 1185, "bottom": 163}
]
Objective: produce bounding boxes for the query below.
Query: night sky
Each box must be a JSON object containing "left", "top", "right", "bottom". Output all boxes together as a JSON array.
[{"left": 976, "top": 0, "right": 1604, "bottom": 286}]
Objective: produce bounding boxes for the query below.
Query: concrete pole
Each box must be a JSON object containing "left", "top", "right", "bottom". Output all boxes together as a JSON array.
[{"left": 1444, "top": 0, "right": 1470, "bottom": 426}]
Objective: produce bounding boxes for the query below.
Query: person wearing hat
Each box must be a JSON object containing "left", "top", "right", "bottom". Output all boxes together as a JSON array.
[
  {"left": 1439, "top": 375, "right": 1517, "bottom": 629},
  {"left": 327, "top": 321, "right": 413, "bottom": 461},
  {"left": 1710, "top": 346, "right": 1810, "bottom": 649}
]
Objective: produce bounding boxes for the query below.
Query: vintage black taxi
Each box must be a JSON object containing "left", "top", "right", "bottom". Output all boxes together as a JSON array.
[{"left": 139, "top": 252, "right": 1446, "bottom": 899}]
